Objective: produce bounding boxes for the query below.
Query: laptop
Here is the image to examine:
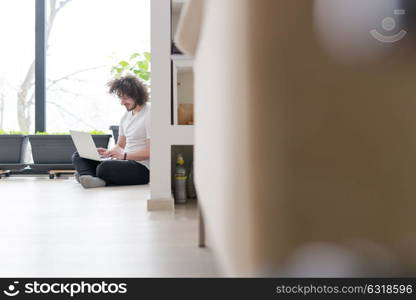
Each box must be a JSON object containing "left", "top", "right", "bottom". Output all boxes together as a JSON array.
[{"left": 70, "top": 130, "right": 111, "bottom": 161}]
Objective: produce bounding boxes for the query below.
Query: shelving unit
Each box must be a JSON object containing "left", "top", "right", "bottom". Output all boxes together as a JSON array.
[
  {"left": 170, "top": 0, "right": 196, "bottom": 206},
  {"left": 148, "top": 0, "right": 195, "bottom": 211}
]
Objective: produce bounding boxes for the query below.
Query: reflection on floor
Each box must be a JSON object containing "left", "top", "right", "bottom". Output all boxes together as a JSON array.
[{"left": 0, "top": 176, "right": 220, "bottom": 277}]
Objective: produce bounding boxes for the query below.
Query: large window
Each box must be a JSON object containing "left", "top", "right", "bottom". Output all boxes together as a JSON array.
[
  {"left": 0, "top": 1, "right": 35, "bottom": 132},
  {"left": 46, "top": 0, "right": 150, "bottom": 132},
  {"left": 0, "top": 0, "right": 150, "bottom": 133}
]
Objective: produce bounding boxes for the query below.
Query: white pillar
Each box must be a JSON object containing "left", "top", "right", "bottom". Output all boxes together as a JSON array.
[{"left": 148, "top": 0, "right": 174, "bottom": 211}]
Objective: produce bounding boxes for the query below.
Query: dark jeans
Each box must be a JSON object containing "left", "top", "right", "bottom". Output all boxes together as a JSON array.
[{"left": 72, "top": 152, "right": 149, "bottom": 186}]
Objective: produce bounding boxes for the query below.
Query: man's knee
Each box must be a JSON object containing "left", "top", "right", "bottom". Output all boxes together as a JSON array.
[
  {"left": 71, "top": 152, "right": 80, "bottom": 163},
  {"left": 96, "top": 161, "right": 112, "bottom": 179}
]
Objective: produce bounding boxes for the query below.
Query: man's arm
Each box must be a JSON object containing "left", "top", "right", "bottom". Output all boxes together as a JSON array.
[
  {"left": 124, "top": 139, "right": 150, "bottom": 161},
  {"left": 98, "top": 136, "right": 126, "bottom": 156},
  {"left": 107, "top": 139, "right": 150, "bottom": 160},
  {"left": 113, "top": 135, "right": 126, "bottom": 151}
]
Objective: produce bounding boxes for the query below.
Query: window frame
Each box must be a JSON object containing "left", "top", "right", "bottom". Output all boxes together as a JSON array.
[{"left": 35, "top": 0, "right": 46, "bottom": 132}]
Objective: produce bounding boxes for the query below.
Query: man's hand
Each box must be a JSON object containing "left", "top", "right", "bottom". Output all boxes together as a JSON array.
[
  {"left": 97, "top": 147, "right": 108, "bottom": 156},
  {"left": 104, "top": 148, "right": 124, "bottom": 160}
]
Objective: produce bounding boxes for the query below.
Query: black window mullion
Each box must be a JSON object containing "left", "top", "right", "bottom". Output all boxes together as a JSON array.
[{"left": 35, "top": 0, "right": 46, "bottom": 132}]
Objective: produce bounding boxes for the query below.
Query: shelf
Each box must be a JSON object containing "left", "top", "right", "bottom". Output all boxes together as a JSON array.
[
  {"left": 172, "top": 58, "right": 193, "bottom": 70},
  {"left": 172, "top": 124, "right": 194, "bottom": 128},
  {"left": 171, "top": 54, "right": 193, "bottom": 61}
]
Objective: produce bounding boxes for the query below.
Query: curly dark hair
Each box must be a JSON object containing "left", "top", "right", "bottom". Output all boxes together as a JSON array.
[{"left": 107, "top": 75, "right": 149, "bottom": 106}]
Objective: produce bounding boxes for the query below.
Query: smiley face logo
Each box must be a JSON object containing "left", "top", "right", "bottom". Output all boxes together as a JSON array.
[
  {"left": 3, "top": 281, "right": 20, "bottom": 297},
  {"left": 370, "top": 9, "right": 407, "bottom": 43}
]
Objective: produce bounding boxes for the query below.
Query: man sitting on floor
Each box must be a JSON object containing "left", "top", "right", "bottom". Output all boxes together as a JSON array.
[{"left": 72, "top": 75, "right": 150, "bottom": 189}]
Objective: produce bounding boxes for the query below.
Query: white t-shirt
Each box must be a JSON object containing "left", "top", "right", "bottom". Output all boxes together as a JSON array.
[{"left": 118, "top": 102, "right": 151, "bottom": 169}]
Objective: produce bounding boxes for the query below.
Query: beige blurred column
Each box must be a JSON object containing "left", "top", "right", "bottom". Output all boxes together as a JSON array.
[{"left": 177, "top": 0, "right": 416, "bottom": 276}]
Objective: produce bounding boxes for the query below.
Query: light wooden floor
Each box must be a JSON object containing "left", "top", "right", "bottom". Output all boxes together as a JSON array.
[{"left": 0, "top": 176, "right": 220, "bottom": 277}]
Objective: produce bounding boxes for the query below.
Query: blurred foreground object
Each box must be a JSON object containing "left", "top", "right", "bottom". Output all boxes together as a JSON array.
[{"left": 176, "top": 0, "right": 416, "bottom": 276}]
